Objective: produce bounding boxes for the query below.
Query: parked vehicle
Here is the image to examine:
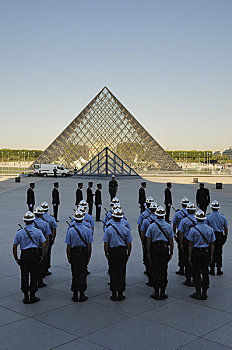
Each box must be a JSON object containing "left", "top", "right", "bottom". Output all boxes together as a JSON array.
[{"left": 34, "top": 164, "right": 70, "bottom": 177}]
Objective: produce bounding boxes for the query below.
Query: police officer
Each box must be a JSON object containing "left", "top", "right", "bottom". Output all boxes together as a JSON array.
[
  {"left": 86, "top": 182, "right": 94, "bottom": 215},
  {"left": 33, "top": 206, "right": 52, "bottom": 288},
  {"left": 108, "top": 175, "right": 118, "bottom": 201},
  {"left": 140, "top": 202, "right": 158, "bottom": 286},
  {"left": 146, "top": 206, "right": 174, "bottom": 300},
  {"left": 41, "top": 201, "right": 58, "bottom": 276},
  {"left": 103, "top": 197, "right": 120, "bottom": 226},
  {"left": 27, "top": 183, "right": 35, "bottom": 212},
  {"left": 13, "top": 211, "right": 47, "bottom": 304},
  {"left": 95, "top": 183, "right": 102, "bottom": 221},
  {"left": 164, "top": 182, "right": 172, "bottom": 223},
  {"left": 196, "top": 183, "right": 210, "bottom": 213},
  {"left": 103, "top": 208, "right": 132, "bottom": 301},
  {"left": 75, "top": 183, "right": 83, "bottom": 207},
  {"left": 205, "top": 200, "right": 228, "bottom": 275},
  {"left": 79, "top": 200, "right": 95, "bottom": 233},
  {"left": 52, "top": 182, "right": 60, "bottom": 222},
  {"left": 104, "top": 203, "right": 131, "bottom": 232},
  {"left": 65, "top": 210, "right": 93, "bottom": 302},
  {"left": 178, "top": 202, "right": 197, "bottom": 287},
  {"left": 138, "top": 182, "right": 146, "bottom": 213},
  {"left": 188, "top": 210, "right": 215, "bottom": 300},
  {"left": 173, "top": 197, "right": 190, "bottom": 275}
]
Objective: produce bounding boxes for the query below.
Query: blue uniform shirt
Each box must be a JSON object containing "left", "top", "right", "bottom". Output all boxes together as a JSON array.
[
  {"left": 34, "top": 217, "right": 52, "bottom": 237},
  {"left": 43, "top": 212, "right": 57, "bottom": 230},
  {"left": 65, "top": 223, "right": 93, "bottom": 248},
  {"left": 178, "top": 214, "right": 197, "bottom": 238},
  {"left": 84, "top": 213, "right": 95, "bottom": 228},
  {"left": 103, "top": 210, "right": 113, "bottom": 225},
  {"left": 141, "top": 214, "right": 157, "bottom": 233},
  {"left": 145, "top": 219, "right": 174, "bottom": 242},
  {"left": 137, "top": 208, "right": 151, "bottom": 226},
  {"left": 173, "top": 208, "right": 188, "bottom": 230},
  {"left": 188, "top": 222, "right": 216, "bottom": 248},
  {"left": 205, "top": 211, "right": 228, "bottom": 232},
  {"left": 103, "top": 221, "right": 133, "bottom": 248},
  {"left": 105, "top": 217, "right": 131, "bottom": 232},
  {"left": 70, "top": 219, "right": 92, "bottom": 231},
  {"left": 14, "top": 224, "right": 46, "bottom": 250}
]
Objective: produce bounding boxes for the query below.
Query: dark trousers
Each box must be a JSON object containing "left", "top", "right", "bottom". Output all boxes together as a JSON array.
[
  {"left": 165, "top": 204, "right": 171, "bottom": 222},
  {"left": 109, "top": 190, "right": 116, "bottom": 201},
  {"left": 199, "top": 203, "right": 208, "bottom": 214},
  {"left": 210, "top": 232, "right": 224, "bottom": 269},
  {"left": 143, "top": 237, "right": 152, "bottom": 280},
  {"left": 192, "top": 248, "right": 210, "bottom": 292},
  {"left": 109, "top": 247, "right": 127, "bottom": 292},
  {"left": 53, "top": 204, "right": 59, "bottom": 221},
  {"left": 95, "top": 205, "right": 101, "bottom": 221},
  {"left": 140, "top": 203, "right": 145, "bottom": 213},
  {"left": 28, "top": 204, "right": 34, "bottom": 213},
  {"left": 46, "top": 235, "right": 53, "bottom": 271},
  {"left": 70, "top": 247, "right": 88, "bottom": 292},
  {"left": 88, "top": 202, "right": 93, "bottom": 215},
  {"left": 176, "top": 232, "right": 185, "bottom": 270},
  {"left": 20, "top": 249, "right": 40, "bottom": 294},
  {"left": 151, "top": 242, "right": 169, "bottom": 290},
  {"left": 183, "top": 240, "right": 192, "bottom": 280}
]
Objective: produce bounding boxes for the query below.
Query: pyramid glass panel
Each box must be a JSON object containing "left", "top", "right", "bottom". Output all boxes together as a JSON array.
[{"left": 33, "top": 87, "right": 180, "bottom": 172}]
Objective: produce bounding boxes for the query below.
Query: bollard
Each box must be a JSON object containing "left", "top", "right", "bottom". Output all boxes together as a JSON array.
[
  {"left": 15, "top": 177, "right": 20, "bottom": 183},
  {"left": 216, "top": 183, "right": 222, "bottom": 189}
]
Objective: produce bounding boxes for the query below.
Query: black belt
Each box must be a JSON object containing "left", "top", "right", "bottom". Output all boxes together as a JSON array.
[
  {"left": 71, "top": 246, "right": 88, "bottom": 251},
  {"left": 214, "top": 231, "right": 223, "bottom": 234},
  {"left": 109, "top": 246, "right": 126, "bottom": 250},
  {"left": 152, "top": 241, "right": 169, "bottom": 247},
  {"left": 22, "top": 248, "right": 39, "bottom": 252},
  {"left": 193, "top": 247, "right": 209, "bottom": 251}
]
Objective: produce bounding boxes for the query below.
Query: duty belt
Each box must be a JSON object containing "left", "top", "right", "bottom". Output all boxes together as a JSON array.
[
  {"left": 152, "top": 241, "right": 169, "bottom": 247},
  {"left": 109, "top": 246, "right": 126, "bottom": 250},
  {"left": 22, "top": 248, "right": 39, "bottom": 253},
  {"left": 71, "top": 246, "right": 87, "bottom": 251},
  {"left": 193, "top": 247, "right": 209, "bottom": 252}
]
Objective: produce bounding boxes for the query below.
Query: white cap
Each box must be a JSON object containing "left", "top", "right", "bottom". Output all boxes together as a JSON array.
[
  {"left": 181, "top": 197, "right": 189, "bottom": 205},
  {"left": 155, "top": 206, "right": 166, "bottom": 217},
  {"left": 146, "top": 196, "right": 154, "bottom": 203},
  {"left": 150, "top": 202, "right": 158, "bottom": 209},
  {"left": 195, "top": 210, "right": 206, "bottom": 221},
  {"left": 210, "top": 200, "right": 220, "bottom": 209},
  {"left": 34, "top": 206, "right": 45, "bottom": 215},
  {"left": 41, "top": 201, "right": 49, "bottom": 211},
  {"left": 79, "top": 200, "right": 87, "bottom": 208},
  {"left": 23, "top": 211, "right": 35, "bottom": 222},
  {"left": 186, "top": 202, "right": 196, "bottom": 211},
  {"left": 112, "top": 208, "right": 123, "bottom": 218},
  {"left": 111, "top": 197, "right": 120, "bottom": 205},
  {"left": 73, "top": 210, "right": 85, "bottom": 221},
  {"left": 78, "top": 205, "right": 86, "bottom": 213}
]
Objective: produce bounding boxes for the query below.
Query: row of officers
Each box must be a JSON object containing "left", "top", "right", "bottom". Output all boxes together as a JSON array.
[{"left": 13, "top": 195, "right": 228, "bottom": 304}]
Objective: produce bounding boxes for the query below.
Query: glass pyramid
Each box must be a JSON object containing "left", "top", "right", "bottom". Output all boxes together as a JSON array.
[{"left": 33, "top": 87, "right": 180, "bottom": 172}]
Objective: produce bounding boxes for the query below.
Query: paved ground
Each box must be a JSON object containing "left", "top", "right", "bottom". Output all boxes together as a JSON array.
[{"left": 0, "top": 175, "right": 232, "bottom": 350}]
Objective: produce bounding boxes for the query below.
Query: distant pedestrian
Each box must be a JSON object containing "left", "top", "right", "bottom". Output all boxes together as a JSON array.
[
  {"left": 138, "top": 182, "right": 146, "bottom": 213},
  {"left": 164, "top": 182, "right": 172, "bottom": 223},
  {"left": 108, "top": 175, "right": 118, "bottom": 201},
  {"left": 95, "top": 183, "right": 102, "bottom": 221},
  {"left": 75, "top": 183, "right": 83, "bottom": 207},
  {"left": 52, "top": 182, "right": 60, "bottom": 222},
  {"left": 53, "top": 167, "right": 57, "bottom": 178},
  {"left": 196, "top": 183, "right": 210, "bottom": 213},
  {"left": 27, "top": 182, "right": 35, "bottom": 212},
  {"left": 86, "top": 182, "right": 94, "bottom": 215}
]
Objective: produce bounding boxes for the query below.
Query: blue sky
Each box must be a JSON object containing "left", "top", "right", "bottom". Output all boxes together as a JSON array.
[{"left": 0, "top": 0, "right": 231, "bottom": 150}]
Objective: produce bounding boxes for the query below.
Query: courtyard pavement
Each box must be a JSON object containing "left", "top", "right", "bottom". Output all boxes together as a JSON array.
[{"left": 0, "top": 175, "right": 232, "bottom": 350}]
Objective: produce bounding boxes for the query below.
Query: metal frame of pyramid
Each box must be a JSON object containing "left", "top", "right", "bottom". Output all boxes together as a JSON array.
[
  {"left": 32, "top": 87, "right": 180, "bottom": 172},
  {"left": 76, "top": 147, "right": 139, "bottom": 176}
]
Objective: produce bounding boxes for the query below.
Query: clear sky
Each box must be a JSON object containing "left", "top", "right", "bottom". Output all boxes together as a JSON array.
[{"left": 0, "top": 0, "right": 231, "bottom": 151}]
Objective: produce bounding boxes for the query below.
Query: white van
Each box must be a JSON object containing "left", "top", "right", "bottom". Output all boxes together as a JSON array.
[{"left": 34, "top": 164, "right": 70, "bottom": 177}]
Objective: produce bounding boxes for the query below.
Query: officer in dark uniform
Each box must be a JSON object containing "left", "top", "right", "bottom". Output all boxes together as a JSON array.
[
  {"left": 86, "top": 182, "right": 94, "bottom": 215},
  {"left": 13, "top": 211, "right": 47, "bottom": 304},
  {"left": 52, "top": 182, "right": 60, "bottom": 222},
  {"left": 178, "top": 202, "right": 197, "bottom": 287},
  {"left": 108, "top": 175, "right": 118, "bottom": 201},
  {"left": 95, "top": 183, "right": 102, "bottom": 221},
  {"left": 173, "top": 197, "right": 190, "bottom": 275},
  {"left": 75, "top": 183, "right": 83, "bottom": 207},
  {"left": 65, "top": 210, "right": 93, "bottom": 302},
  {"left": 188, "top": 210, "right": 215, "bottom": 300},
  {"left": 196, "top": 183, "right": 210, "bottom": 213},
  {"left": 164, "top": 182, "right": 172, "bottom": 223},
  {"left": 27, "top": 183, "right": 35, "bottom": 212},
  {"left": 33, "top": 206, "right": 51, "bottom": 288},
  {"left": 41, "top": 201, "right": 57, "bottom": 276},
  {"left": 205, "top": 200, "right": 228, "bottom": 275},
  {"left": 140, "top": 202, "right": 158, "bottom": 286},
  {"left": 138, "top": 182, "right": 146, "bottom": 213},
  {"left": 146, "top": 206, "right": 174, "bottom": 300},
  {"left": 103, "top": 208, "right": 132, "bottom": 301}
]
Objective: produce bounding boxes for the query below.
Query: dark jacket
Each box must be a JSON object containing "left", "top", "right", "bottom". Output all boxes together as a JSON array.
[
  {"left": 138, "top": 187, "right": 146, "bottom": 205},
  {"left": 95, "top": 189, "right": 102, "bottom": 205},
  {"left": 109, "top": 180, "right": 118, "bottom": 192},
  {"left": 52, "top": 188, "right": 60, "bottom": 205},
  {"left": 196, "top": 188, "right": 210, "bottom": 205},
  {"left": 164, "top": 188, "right": 172, "bottom": 205},
  {"left": 86, "top": 187, "right": 93, "bottom": 204},
  {"left": 27, "top": 188, "right": 35, "bottom": 205},
  {"left": 75, "top": 188, "right": 83, "bottom": 206}
]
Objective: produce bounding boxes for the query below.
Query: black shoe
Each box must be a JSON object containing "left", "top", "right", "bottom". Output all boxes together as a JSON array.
[
  {"left": 146, "top": 280, "right": 153, "bottom": 287},
  {"left": 87, "top": 271, "right": 90, "bottom": 275},
  {"left": 201, "top": 293, "right": 208, "bottom": 300},
  {"left": 118, "top": 292, "right": 125, "bottom": 301},
  {"left": 176, "top": 269, "right": 184, "bottom": 276},
  {"left": 110, "top": 292, "right": 118, "bottom": 301},
  {"left": 30, "top": 296, "right": 40, "bottom": 304},
  {"left": 38, "top": 281, "right": 47, "bottom": 288},
  {"left": 79, "top": 293, "right": 88, "bottom": 302},
  {"left": 160, "top": 292, "right": 168, "bottom": 300},
  {"left": 150, "top": 293, "right": 159, "bottom": 300},
  {"left": 209, "top": 268, "right": 215, "bottom": 275},
  {"left": 144, "top": 270, "right": 148, "bottom": 275},
  {"left": 183, "top": 280, "right": 194, "bottom": 287},
  {"left": 217, "top": 269, "right": 223, "bottom": 275},
  {"left": 45, "top": 271, "right": 52, "bottom": 276},
  {"left": 23, "top": 296, "right": 30, "bottom": 304},
  {"left": 190, "top": 293, "right": 202, "bottom": 300},
  {"left": 72, "top": 294, "right": 79, "bottom": 302},
  {"left": 56, "top": 220, "right": 59, "bottom": 222}
]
